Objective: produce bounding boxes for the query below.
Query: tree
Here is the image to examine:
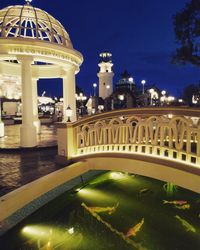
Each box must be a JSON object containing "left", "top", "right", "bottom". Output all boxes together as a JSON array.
[
  {"left": 183, "top": 83, "right": 200, "bottom": 105},
  {"left": 172, "top": 0, "right": 200, "bottom": 66}
]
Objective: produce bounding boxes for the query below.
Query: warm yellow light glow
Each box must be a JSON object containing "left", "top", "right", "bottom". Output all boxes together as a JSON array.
[
  {"left": 110, "top": 172, "right": 124, "bottom": 179},
  {"left": 68, "top": 227, "right": 74, "bottom": 235},
  {"left": 22, "top": 226, "right": 48, "bottom": 238},
  {"left": 21, "top": 225, "right": 82, "bottom": 249},
  {"left": 118, "top": 94, "right": 124, "bottom": 101},
  {"left": 78, "top": 188, "right": 115, "bottom": 202}
]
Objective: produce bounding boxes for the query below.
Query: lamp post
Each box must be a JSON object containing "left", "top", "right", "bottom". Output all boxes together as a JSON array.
[
  {"left": 66, "top": 106, "right": 73, "bottom": 122},
  {"left": 93, "top": 83, "right": 97, "bottom": 97},
  {"left": 160, "top": 90, "right": 166, "bottom": 106},
  {"left": 76, "top": 93, "right": 87, "bottom": 116},
  {"left": 141, "top": 80, "right": 146, "bottom": 94},
  {"left": 98, "top": 105, "right": 104, "bottom": 113},
  {"left": 149, "top": 88, "right": 154, "bottom": 105}
]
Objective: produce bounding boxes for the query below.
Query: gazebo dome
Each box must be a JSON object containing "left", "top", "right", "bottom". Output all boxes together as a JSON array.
[{"left": 0, "top": 1, "right": 73, "bottom": 48}]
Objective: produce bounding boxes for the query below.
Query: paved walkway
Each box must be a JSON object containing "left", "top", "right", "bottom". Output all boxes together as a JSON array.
[
  {"left": 0, "top": 124, "right": 57, "bottom": 149},
  {"left": 0, "top": 124, "right": 63, "bottom": 197},
  {"left": 0, "top": 148, "right": 63, "bottom": 197}
]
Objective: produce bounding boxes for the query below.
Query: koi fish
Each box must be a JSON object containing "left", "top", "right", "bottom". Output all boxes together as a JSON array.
[
  {"left": 175, "top": 204, "right": 190, "bottom": 210},
  {"left": 163, "top": 200, "right": 187, "bottom": 205},
  {"left": 175, "top": 215, "right": 196, "bottom": 233},
  {"left": 126, "top": 218, "right": 144, "bottom": 237},
  {"left": 139, "top": 188, "right": 150, "bottom": 195},
  {"left": 87, "top": 203, "right": 119, "bottom": 215}
]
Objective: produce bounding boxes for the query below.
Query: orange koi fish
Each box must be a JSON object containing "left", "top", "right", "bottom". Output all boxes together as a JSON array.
[
  {"left": 88, "top": 203, "right": 119, "bottom": 215},
  {"left": 163, "top": 200, "right": 187, "bottom": 205},
  {"left": 175, "top": 204, "right": 190, "bottom": 210},
  {"left": 126, "top": 218, "right": 144, "bottom": 238}
]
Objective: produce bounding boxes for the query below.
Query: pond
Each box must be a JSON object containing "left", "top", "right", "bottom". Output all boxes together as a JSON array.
[{"left": 0, "top": 172, "right": 200, "bottom": 250}]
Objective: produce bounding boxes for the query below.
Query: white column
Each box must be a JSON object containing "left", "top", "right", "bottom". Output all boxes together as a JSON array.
[
  {"left": 32, "top": 78, "right": 41, "bottom": 134},
  {"left": 19, "top": 56, "right": 37, "bottom": 147},
  {"left": 0, "top": 98, "right": 4, "bottom": 137},
  {"left": 62, "top": 67, "right": 77, "bottom": 122}
]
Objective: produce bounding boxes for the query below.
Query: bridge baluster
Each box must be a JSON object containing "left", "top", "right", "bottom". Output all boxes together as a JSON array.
[{"left": 57, "top": 108, "right": 200, "bottom": 168}]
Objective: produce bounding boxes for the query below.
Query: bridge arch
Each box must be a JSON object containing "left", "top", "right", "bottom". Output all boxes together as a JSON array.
[
  {"left": 74, "top": 153, "right": 200, "bottom": 193},
  {"left": 57, "top": 107, "right": 200, "bottom": 193}
]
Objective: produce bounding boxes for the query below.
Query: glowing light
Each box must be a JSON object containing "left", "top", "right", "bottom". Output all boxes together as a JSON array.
[
  {"left": 161, "top": 90, "right": 166, "bottom": 95},
  {"left": 118, "top": 95, "right": 124, "bottom": 101},
  {"left": 149, "top": 88, "right": 154, "bottom": 94},
  {"left": 93, "top": 83, "right": 97, "bottom": 88},
  {"left": 160, "top": 96, "right": 165, "bottom": 102},
  {"left": 129, "top": 77, "right": 134, "bottom": 83},
  {"left": 98, "top": 105, "right": 104, "bottom": 111},
  {"left": 68, "top": 227, "right": 74, "bottom": 235},
  {"left": 167, "top": 96, "right": 175, "bottom": 102},
  {"left": 22, "top": 226, "right": 48, "bottom": 237},
  {"left": 22, "top": 225, "right": 82, "bottom": 249},
  {"left": 110, "top": 172, "right": 124, "bottom": 179},
  {"left": 78, "top": 188, "right": 114, "bottom": 202}
]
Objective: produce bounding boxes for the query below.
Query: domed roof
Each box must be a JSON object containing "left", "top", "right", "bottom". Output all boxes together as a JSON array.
[{"left": 0, "top": 1, "right": 73, "bottom": 48}]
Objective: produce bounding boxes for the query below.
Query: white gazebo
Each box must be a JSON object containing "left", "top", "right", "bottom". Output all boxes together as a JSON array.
[{"left": 0, "top": 0, "right": 83, "bottom": 147}]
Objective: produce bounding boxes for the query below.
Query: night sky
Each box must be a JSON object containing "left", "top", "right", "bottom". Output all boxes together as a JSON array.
[{"left": 1, "top": 0, "right": 199, "bottom": 98}]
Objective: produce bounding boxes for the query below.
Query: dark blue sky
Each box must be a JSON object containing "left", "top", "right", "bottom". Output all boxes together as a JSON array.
[{"left": 1, "top": 0, "right": 199, "bottom": 97}]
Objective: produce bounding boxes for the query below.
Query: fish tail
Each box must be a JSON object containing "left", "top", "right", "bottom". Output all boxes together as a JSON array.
[{"left": 163, "top": 200, "right": 168, "bottom": 204}]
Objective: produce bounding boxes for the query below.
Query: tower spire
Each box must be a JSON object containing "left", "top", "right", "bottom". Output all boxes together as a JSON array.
[{"left": 97, "top": 52, "right": 114, "bottom": 99}]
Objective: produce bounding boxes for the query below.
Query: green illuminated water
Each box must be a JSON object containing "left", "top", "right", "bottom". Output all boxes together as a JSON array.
[{"left": 1, "top": 172, "right": 200, "bottom": 250}]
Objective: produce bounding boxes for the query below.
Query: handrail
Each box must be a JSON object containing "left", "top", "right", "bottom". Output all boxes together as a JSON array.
[{"left": 57, "top": 107, "right": 200, "bottom": 167}]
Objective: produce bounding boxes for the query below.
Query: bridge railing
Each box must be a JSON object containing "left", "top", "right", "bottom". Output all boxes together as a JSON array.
[{"left": 57, "top": 107, "right": 200, "bottom": 166}]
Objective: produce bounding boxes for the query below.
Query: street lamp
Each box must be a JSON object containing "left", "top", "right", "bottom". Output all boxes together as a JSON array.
[
  {"left": 149, "top": 88, "right": 154, "bottom": 105},
  {"left": 160, "top": 90, "right": 166, "bottom": 105},
  {"left": 149, "top": 88, "right": 158, "bottom": 106},
  {"left": 98, "top": 105, "right": 104, "bottom": 112},
  {"left": 118, "top": 94, "right": 124, "bottom": 101},
  {"left": 161, "top": 90, "right": 166, "bottom": 96},
  {"left": 129, "top": 77, "right": 134, "bottom": 83},
  {"left": 66, "top": 106, "right": 73, "bottom": 122},
  {"left": 76, "top": 93, "right": 87, "bottom": 116},
  {"left": 141, "top": 80, "right": 146, "bottom": 94},
  {"left": 93, "top": 83, "right": 97, "bottom": 97}
]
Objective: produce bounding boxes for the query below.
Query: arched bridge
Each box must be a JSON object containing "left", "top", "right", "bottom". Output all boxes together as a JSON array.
[{"left": 57, "top": 107, "right": 200, "bottom": 193}]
